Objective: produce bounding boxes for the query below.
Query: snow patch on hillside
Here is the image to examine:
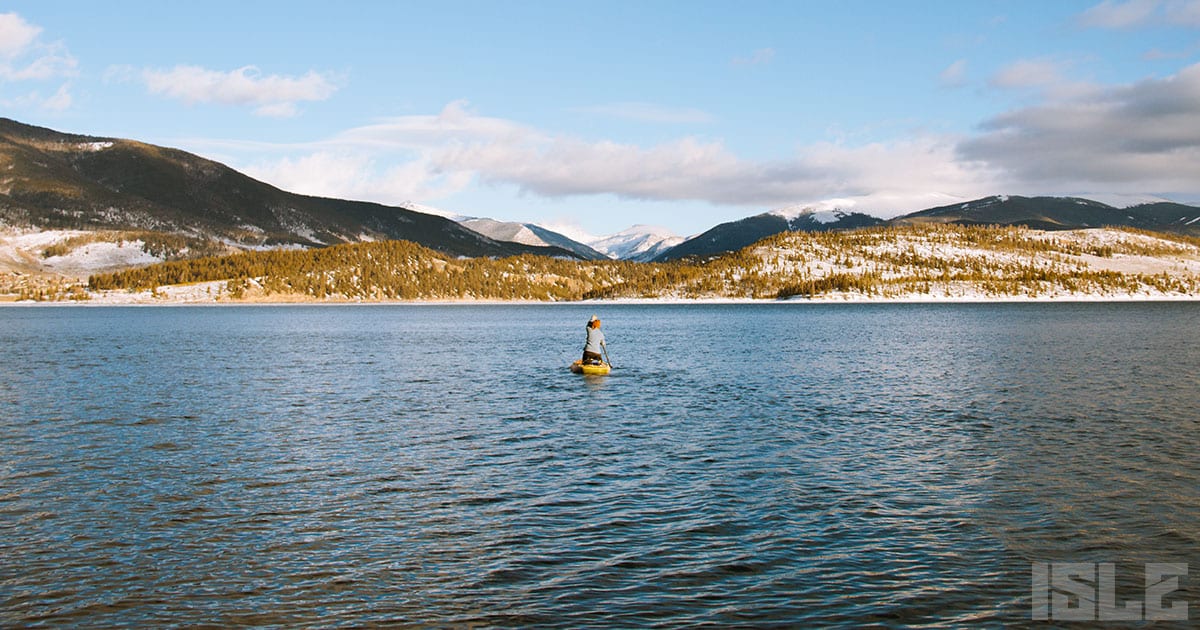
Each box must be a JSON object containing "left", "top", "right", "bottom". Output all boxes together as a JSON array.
[
  {"left": 746, "top": 227, "right": 1200, "bottom": 297},
  {"left": 0, "top": 229, "right": 163, "bottom": 279},
  {"left": 43, "top": 241, "right": 162, "bottom": 278},
  {"left": 0, "top": 229, "right": 85, "bottom": 271}
]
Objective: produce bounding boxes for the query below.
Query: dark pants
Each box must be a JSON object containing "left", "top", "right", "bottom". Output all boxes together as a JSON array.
[{"left": 582, "top": 350, "right": 603, "bottom": 365}]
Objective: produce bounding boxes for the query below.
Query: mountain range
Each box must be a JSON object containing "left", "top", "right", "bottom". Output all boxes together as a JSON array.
[
  {"left": 654, "top": 207, "right": 884, "bottom": 261},
  {"left": 0, "top": 118, "right": 577, "bottom": 260},
  {"left": 654, "top": 195, "right": 1200, "bottom": 262},
  {"left": 3, "top": 117, "right": 1199, "bottom": 273},
  {"left": 892, "top": 194, "right": 1200, "bottom": 233}
]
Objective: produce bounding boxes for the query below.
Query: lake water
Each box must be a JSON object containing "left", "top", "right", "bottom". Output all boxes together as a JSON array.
[{"left": 2, "top": 303, "right": 1198, "bottom": 627}]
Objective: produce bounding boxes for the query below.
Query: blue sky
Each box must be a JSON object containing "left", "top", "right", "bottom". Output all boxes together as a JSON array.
[{"left": 3, "top": 1, "right": 1200, "bottom": 238}]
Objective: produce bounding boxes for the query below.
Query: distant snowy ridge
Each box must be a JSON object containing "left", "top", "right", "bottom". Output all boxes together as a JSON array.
[
  {"left": 401, "top": 201, "right": 467, "bottom": 222},
  {"left": 588, "top": 225, "right": 685, "bottom": 262},
  {"left": 460, "top": 217, "right": 683, "bottom": 261},
  {"left": 457, "top": 217, "right": 608, "bottom": 260},
  {"left": 1075, "top": 193, "right": 1171, "bottom": 208},
  {"left": 461, "top": 218, "right": 547, "bottom": 247},
  {"left": 769, "top": 199, "right": 856, "bottom": 223}
]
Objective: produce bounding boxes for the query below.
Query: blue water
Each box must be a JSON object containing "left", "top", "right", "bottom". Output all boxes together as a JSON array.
[{"left": 1, "top": 303, "right": 1198, "bottom": 627}]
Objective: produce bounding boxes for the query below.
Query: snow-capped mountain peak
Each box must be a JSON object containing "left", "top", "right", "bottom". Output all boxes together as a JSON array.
[
  {"left": 460, "top": 218, "right": 545, "bottom": 247},
  {"left": 769, "top": 199, "right": 858, "bottom": 225},
  {"left": 401, "top": 201, "right": 468, "bottom": 222},
  {"left": 588, "top": 224, "right": 684, "bottom": 261}
]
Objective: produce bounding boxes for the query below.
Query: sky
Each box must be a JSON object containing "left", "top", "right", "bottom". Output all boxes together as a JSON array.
[{"left": 3, "top": 1, "right": 1200, "bottom": 239}]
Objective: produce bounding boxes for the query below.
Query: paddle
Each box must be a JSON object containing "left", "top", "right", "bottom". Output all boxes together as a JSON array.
[{"left": 602, "top": 344, "right": 614, "bottom": 369}]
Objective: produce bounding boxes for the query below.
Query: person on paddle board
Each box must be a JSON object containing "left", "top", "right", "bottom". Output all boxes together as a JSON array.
[{"left": 582, "top": 314, "right": 607, "bottom": 365}]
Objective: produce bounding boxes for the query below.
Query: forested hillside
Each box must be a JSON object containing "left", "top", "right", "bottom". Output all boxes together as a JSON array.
[{"left": 73, "top": 225, "right": 1200, "bottom": 303}]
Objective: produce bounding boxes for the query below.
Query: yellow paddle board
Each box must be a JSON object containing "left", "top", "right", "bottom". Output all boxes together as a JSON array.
[{"left": 570, "top": 360, "right": 611, "bottom": 375}]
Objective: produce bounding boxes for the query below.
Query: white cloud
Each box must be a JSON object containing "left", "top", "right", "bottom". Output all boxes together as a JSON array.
[
  {"left": 328, "top": 100, "right": 540, "bottom": 150},
  {"left": 989, "top": 58, "right": 1071, "bottom": 89},
  {"left": 961, "top": 62, "right": 1200, "bottom": 193},
  {"left": 370, "top": 105, "right": 991, "bottom": 213},
  {"left": 0, "top": 12, "right": 40, "bottom": 58},
  {"left": 1142, "top": 44, "right": 1192, "bottom": 59},
  {"left": 139, "top": 65, "right": 339, "bottom": 117},
  {"left": 732, "top": 48, "right": 776, "bottom": 67},
  {"left": 1165, "top": 0, "right": 1200, "bottom": 25},
  {"left": 243, "top": 151, "right": 472, "bottom": 204},
  {"left": 1079, "top": 0, "right": 1161, "bottom": 28},
  {"left": 1, "top": 83, "right": 73, "bottom": 112},
  {"left": 940, "top": 59, "right": 969, "bottom": 88},
  {"left": 41, "top": 82, "right": 72, "bottom": 111},
  {"left": 1079, "top": 0, "right": 1200, "bottom": 27},
  {"left": 208, "top": 100, "right": 996, "bottom": 218},
  {"left": 0, "top": 12, "right": 77, "bottom": 83},
  {"left": 573, "top": 102, "right": 714, "bottom": 124},
  {"left": 214, "top": 61, "right": 1200, "bottom": 223}
]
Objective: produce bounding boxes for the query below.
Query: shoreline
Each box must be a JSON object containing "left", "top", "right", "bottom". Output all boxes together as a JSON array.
[{"left": 3, "top": 292, "right": 1199, "bottom": 307}]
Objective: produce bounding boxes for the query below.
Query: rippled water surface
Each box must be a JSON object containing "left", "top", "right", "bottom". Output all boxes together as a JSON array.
[{"left": 2, "top": 303, "right": 1198, "bottom": 627}]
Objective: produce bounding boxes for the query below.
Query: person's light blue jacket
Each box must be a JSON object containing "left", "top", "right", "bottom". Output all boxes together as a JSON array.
[{"left": 584, "top": 327, "right": 606, "bottom": 354}]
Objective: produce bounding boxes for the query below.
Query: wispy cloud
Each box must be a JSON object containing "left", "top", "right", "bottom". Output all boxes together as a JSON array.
[
  {"left": 0, "top": 12, "right": 41, "bottom": 60},
  {"left": 0, "top": 13, "right": 77, "bottom": 81},
  {"left": 988, "top": 58, "right": 1072, "bottom": 89},
  {"left": 1079, "top": 0, "right": 1200, "bottom": 28},
  {"left": 732, "top": 48, "right": 776, "bottom": 67},
  {"left": 939, "top": 59, "right": 969, "bottom": 88},
  {"left": 41, "top": 82, "right": 72, "bottom": 111},
  {"left": 1142, "top": 45, "right": 1188, "bottom": 59},
  {"left": 430, "top": 129, "right": 996, "bottom": 216},
  {"left": 573, "top": 102, "right": 713, "bottom": 124},
  {"left": 211, "top": 100, "right": 994, "bottom": 217},
  {"left": 1, "top": 83, "right": 73, "bottom": 113},
  {"left": 243, "top": 151, "right": 471, "bottom": 202},
  {"left": 135, "top": 64, "right": 339, "bottom": 117},
  {"left": 0, "top": 12, "right": 77, "bottom": 112},
  {"left": 1079, "top": 0, "right": 1161, "bottom": 28},
  {"left": 1166, "top": 0, "right": 1200, "bottom": 25},
  {"left": 205, "top": 53, "right": 1200, "bottom": 220}
]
